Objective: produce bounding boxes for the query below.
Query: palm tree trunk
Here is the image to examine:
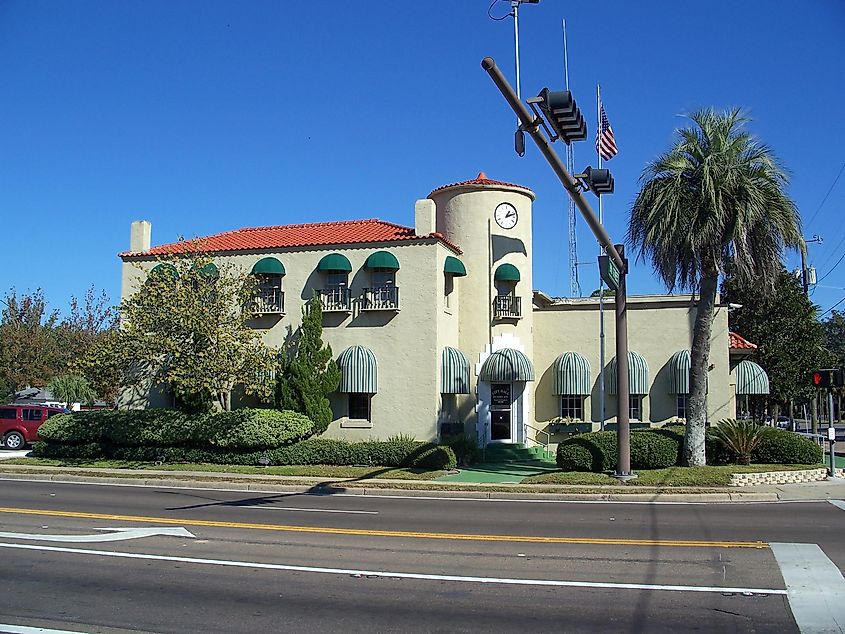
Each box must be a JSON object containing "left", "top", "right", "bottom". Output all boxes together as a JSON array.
[{"left": 685, "top": 268, "right": 719, "bottom": 466}]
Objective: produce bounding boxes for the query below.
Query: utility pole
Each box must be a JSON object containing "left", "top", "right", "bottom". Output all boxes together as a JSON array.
[
  {"left": 802, "top": 235, "right": 823, "bottom": 432},
  {"left": 482, "top": 56, "right": 634, "bottom": 479}
]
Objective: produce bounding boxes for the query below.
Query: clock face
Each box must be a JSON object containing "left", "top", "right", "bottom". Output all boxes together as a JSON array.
[{"left": 494, "top": 202, "right": 518, "bottom": 230}]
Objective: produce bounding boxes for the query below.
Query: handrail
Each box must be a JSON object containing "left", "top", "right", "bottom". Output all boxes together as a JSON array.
[{"left": 524, "top": 422, "right": 551, "bottom": 456}]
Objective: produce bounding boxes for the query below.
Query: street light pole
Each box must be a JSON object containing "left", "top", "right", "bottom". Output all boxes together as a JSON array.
[{"left": 481, "top": 56, "right": 634, "bottom": 478}]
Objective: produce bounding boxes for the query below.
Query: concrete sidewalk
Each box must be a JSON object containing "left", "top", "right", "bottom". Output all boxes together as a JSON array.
[{"left": 2, "top": 463, "right": 845, "bottom": 502}]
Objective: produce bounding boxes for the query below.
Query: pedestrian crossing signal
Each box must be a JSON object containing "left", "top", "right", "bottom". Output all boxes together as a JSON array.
[{"left": 811, "top": 369, "right": 844, "bottom": 388}]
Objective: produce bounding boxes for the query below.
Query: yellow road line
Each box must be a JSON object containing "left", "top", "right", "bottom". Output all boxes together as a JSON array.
[{"left": 0, "top": 507, "right": 768, "bottom": 549}]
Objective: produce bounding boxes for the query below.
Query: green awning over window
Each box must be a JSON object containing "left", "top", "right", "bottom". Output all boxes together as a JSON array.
[
  {"left": 494, "top": 263, "right": 520, "bottom": 282},
  {"left": 553, "top": 352, "right": 591, "bottom": 395},
  {"left": 479, "top": 348, "right": 535, "bottom": 382},
  {"left": 364, "top": 251, "right": 400, "bottom": 271},
  {"left": 337, "top": 345, "right": 378, "bottom": 393},
  {"left": 668, "top": 350, "right": 691, "bottom": 394},
  {"left": 149, "top": 263, "right": 178, "bottom": 279},
  {"left": 317, "top": 253, "right": 352, "bottom": 273},
  {"left": 198, "top": 263, "right": 219, "bottom": 279},
  {"left": 607, "top": 351, "right": 650, "bottom": 395},
  {"left": 444, "top": 256, "right": 467, "bottom": 277},
  {"left": 252, "top": 257, "right": 286, "bottom": 276},
  {"left": 441, "top": 347, "right": 470, "bottom": 394},
  {"left": 733, "top": 360, "right": 770, "bottom": 395}
]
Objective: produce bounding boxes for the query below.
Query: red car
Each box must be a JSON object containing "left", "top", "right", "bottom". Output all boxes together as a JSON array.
[{"left": 0, "top": 405, "right": 66, "bottom": 449}]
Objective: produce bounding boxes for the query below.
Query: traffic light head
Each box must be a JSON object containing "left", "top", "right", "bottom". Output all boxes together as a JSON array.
[{"left": 810, "top": 368, "right": 844, "bottom": 388}]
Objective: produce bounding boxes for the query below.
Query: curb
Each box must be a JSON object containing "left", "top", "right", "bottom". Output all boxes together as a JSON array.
[{"left": 0, "top": 467, "right": 785, "bottom": 503}]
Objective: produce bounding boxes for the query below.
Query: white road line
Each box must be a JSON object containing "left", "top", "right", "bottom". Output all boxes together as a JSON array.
[
  {"left": 0, "top": 625, "right": 87, "bottom": 634},
  {"left": 770, "top": 542, "right": 845, "bottom": 633},
  {"left": 240, "top": 505, "right": 377, "bottom": 515},
  {"left": 828, "top": 500, "right": 845, "bottom": 512},
  {"left": 0, "top": 541, "right": 786, "bottom": 595},
  {"left": 0, "top": 526, "right": 194, "bottom": 543}
]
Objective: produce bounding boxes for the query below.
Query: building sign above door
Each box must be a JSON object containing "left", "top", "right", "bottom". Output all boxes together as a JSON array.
[{"left": 491, "top": 384, "right": 511, "bottom": 409}]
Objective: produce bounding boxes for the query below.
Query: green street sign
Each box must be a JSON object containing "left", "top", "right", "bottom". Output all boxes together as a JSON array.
[{"left": 598, "top": 255, "right": 620, "bottom": 291}]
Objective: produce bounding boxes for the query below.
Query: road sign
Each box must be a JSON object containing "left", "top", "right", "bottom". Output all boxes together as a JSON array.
[{"left": 598, "top": 255, "right": 620, "bottom": 291}]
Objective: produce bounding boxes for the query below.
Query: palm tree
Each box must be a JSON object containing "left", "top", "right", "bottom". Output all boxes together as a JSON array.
[
  {"left": 628, "top": 109, "right": 802, "bottom": 466},
  {"left": 47, "top": 374, "right": 97, "bottom": 409}
]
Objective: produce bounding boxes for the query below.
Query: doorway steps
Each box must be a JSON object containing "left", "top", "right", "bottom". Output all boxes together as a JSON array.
[{"left": 483, "top": 443, "right": 556, "bottom": 464}]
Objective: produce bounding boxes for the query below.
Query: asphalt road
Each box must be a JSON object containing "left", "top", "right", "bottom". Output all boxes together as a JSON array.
[{"left": 0, "top": 479, "right": 843, "bottom": 633}]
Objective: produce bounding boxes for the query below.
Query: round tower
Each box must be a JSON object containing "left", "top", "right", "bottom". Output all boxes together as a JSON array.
[{"left": 428, "top": 172, "right": 536, "bottom": 446}]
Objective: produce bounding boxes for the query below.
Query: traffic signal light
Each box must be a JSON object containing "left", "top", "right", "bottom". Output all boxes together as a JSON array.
[
  {"left": 580, "top": 166, "right": 615, "bottom": 196},
  {"left": 535, "top": 88, "right": 587, "bottom": 144},
  {"left": 811, "top": 368, "right": 844, "bottom": 388}
]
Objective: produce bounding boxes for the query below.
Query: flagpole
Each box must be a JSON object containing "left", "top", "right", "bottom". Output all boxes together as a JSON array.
[{"left": 597, "top": 83, "right": 606, "bottom": 431}]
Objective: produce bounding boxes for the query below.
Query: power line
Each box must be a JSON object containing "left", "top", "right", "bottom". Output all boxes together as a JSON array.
[
  {"left": 816, "top": 250, "right": 845, "bottom": 285},
  {"left": 820, "top": 295, "right": 845, "bottom": 318},
  {"left": 805, "top": 159, "right": 845, "bottom": 228}
]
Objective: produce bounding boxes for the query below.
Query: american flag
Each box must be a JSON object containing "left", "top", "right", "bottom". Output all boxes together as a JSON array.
[{"left": 596, "top": 103, "right": 618, "bottom": 161}]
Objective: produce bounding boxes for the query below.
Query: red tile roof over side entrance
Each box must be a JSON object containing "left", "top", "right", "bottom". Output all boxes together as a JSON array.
[
  {"left": 729, "top": 331, "right": 758, "bottom": 350},
  {"left": 120, "top": 218, "right": 462, "bottom": 257}
]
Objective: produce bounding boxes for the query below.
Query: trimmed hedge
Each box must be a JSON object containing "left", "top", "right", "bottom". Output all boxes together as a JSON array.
[
  {"left": 37, "top": 409, "right": 314, "bottom": 450},
  {"left": 31, "top": 438, "right": 456, "bottom": 470},
  {"left": 556, "top": 425, "right": 822, "bottom": 472},
  {"left": 556, "top": 430, "right": 680, "bottom": 471}
]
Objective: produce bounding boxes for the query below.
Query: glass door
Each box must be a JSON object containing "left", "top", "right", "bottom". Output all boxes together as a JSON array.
[{"left": 489, "top": 383, "right": 512, "bottom": 442}]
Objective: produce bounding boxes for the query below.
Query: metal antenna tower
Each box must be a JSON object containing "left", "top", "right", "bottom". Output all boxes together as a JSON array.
[{"left": 563, "top": 20, "right": 580, "bottom": 296}]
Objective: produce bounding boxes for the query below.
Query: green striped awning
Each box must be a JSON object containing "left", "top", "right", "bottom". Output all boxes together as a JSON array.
[
  {"left": 441, "top": 347, "right": 470, "bottom": 394},
  {"left": 668, "top": 350, "right": 691, "bottom": 394},
  {"left": 444, "top": 256, "right": 467, "bottom": 277},
  {"left": 607, "top": 351, "right": 650, "bottom": 395},
  {"left": 553, "top": 352, "right": 591, "bottom": 395},
  {"left": 494, "top": 263, "right": 520, "bottom": 282},
  {"left": 337, "top": 346, "right": 378, "bottom": 393},
  {"left": 252, "top": 257, "right": 286, "bottom": 276},
  {"left": 733, "top": 360, "right": 770, "bottom": 395},
  {"left": 364, "top": 251, "right": 400, "bottom": 271},
  {"left": 149, "top": 263, "right": 178, "bottom": 279},
  {"left": 317, "top": 253, "right": 353, "bottom": 272},
  {"left": 197, "top": 262, "right": 219, "bottom": 279},
  {"left": 479, "top": 348, "right": 535, "bottom": 382}
]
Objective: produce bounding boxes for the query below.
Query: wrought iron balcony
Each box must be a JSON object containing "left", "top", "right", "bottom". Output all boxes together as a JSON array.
[
  {"left": 316, "top": 287, "right": 352, "bottom": 313},
  {"left": 493, "top": 294, "right": 521, "bottom": 319},
  {"left": 254, "top": 288, "right": 284, "bottom": 314},
  {"left": 362, "top": 286, "right": 400, "bottom": 311}
]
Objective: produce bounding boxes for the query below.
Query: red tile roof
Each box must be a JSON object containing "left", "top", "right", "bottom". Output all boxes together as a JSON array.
[
  {"left": 120, "top": 218, "right": 461, "bottom": 257},
  {"left": 428, "top": 172, "right": 534, "bottom": 199},
  {"left": 729, "top": 331, "right": 758, "bottom": 350}
]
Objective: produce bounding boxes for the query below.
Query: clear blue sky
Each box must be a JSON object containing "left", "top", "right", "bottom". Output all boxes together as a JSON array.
[{"left": 1, "top": 1, "right": 843, "bottom": 316}]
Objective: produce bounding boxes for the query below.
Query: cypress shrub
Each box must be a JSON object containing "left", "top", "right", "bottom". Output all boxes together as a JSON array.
[{"left": 752, "top": 429, "right": 823, "bottom": 465}]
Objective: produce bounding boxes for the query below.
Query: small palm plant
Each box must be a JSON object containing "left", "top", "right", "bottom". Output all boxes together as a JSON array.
[
  {"left": 47, "top": 375, "right": 97, "bottom": 409},
  {"left": 710, "top": 419, "right": 768, "bottom": 465}
]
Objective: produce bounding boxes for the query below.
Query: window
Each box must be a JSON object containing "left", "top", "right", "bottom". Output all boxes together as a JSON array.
[
  {"left": 326, "top": 272, "right": 348, "bottom": 289},
  {"left": 371, "top": 270, "right": 395, "bottom": 289},
  {"left": 560, "top": 395, "right": 584, "bottom": 420},
  {"left": 47, "top": 410, "right": 63, "bottom": 418},
  {"left": 629, "top": 396, "right": 642, "bottom": 421},
  {"left": 676, "top": 394, "right": 688, "bottom": 419},
  {"left": 23, "top": 409, "right": 43, "bottom": 421},
  {"left": 444, "top": 274, "right": 454, "bottom": 308},
  {"left": 348, "top": 393, "right": 371, "bottom": 421},
  {"left": 0, "top": 408, "right": 16, "bottom": 420},
  {"left": 256, "top": 275, "right": 284, "bottom": 313}
]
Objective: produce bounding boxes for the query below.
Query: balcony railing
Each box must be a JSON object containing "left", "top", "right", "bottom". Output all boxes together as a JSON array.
[
  {"left": 254, "top": 288, "right": 285, "bottom": 314},
  {"left": 317, "top": 287, "right": 352, "bottom": 312},
  {"left": 493, "top": 295, "right": 521, "bottom": 319},
  {"left": 362, "top": 286, "right": 400, "bottom": 311}
]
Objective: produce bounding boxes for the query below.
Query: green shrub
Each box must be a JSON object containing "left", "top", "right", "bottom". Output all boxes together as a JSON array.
[
  {"left": 557, "top": 429, "right": 681, "bottom": 472},
  {"left": 206, "top": 409, "right": 314, "bottom": 449},
  {"left": 629, "top": 432, "right": 680, "bottom": 469},
  {"left": 709, "top": 419, "right": 767, "bottom": 465},
  {"left": 34, "top": 436, "right": 457, "bottom": 470},
  {"left": 752, "top": 429, "right": 823, "bottom": 465}
]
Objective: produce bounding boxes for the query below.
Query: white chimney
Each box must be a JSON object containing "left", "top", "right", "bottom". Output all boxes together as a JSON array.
[
  {"left": 130, "top": 220, "right": 151, "bottom": 252},
  {"left": 414, "top": 199, "right": 436, "bottom": 236}
]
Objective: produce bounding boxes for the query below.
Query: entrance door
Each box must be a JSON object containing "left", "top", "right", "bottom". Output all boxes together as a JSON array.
[
  {"left": 489, "top": 383, "right": 512, "bottom": 442},
  {"left": 490, "top": 410, "right": 511, "bottom": 440}
]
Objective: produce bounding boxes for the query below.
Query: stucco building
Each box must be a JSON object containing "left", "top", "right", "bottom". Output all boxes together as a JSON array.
[{"left": 120, "top": 173, "right": 770, "bottom": 449}]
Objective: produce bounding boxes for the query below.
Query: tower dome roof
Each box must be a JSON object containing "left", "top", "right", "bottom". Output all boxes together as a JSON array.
[{"left": 428, "top": 172, "right": 535, "bottom": 200}]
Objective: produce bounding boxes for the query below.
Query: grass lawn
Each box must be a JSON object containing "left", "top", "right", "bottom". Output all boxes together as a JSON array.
[
  {"left": 523, "top": 464, "right": 824, "bottom": 487},
  {"left": 0, "top": 458, "right": 446, "bottom": 480}
]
